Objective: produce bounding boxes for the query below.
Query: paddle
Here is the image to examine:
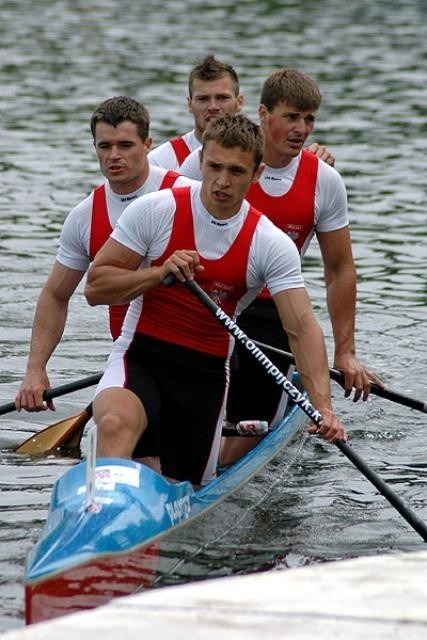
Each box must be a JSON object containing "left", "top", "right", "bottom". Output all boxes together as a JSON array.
[
  {"left": 0, "top": 373, "right": 102, "bottom": 417},
  {"left": 252, "top": 340, "right": 427, "bottom": 414},
  {"left": 177, "top": 277, "right": 427, "bottom": 542},
  {"left": 14, "top": 404, "right": 93, "bottom": 454},
  {"left": 8, "top": 374, "right": 101, "bottom": 454}
]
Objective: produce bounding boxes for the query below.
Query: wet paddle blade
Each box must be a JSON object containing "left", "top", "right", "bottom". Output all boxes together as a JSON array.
[{"left": 14, "top": 408, "right": 92, "bottom": 454}]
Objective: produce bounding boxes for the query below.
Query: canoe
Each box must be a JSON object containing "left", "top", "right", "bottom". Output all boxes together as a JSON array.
[{"left": 25, "top": 394, "right": 307, "bottom": 625}]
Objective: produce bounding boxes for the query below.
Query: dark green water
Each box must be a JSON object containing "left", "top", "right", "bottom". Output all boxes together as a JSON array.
[{"left": 0, "top": 0, "right": 426, "bottom": 630}]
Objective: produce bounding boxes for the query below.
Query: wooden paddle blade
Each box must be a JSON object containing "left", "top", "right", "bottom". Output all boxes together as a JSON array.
[{"left": 14, "top": 408, "right": 92, "bottom": 454}]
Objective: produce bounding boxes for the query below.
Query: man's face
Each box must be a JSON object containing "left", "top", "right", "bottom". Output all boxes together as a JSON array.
[
  {"left": 188, "top": 76, "right": 243, "bottom": 139},
  {"left": 94, "top": 120, "right": 152, "bottom": 194},
  {"left": 200, "top": 140, "right": 262, "bottom": 219},
  {"left": 259, "top": 100, "right": 317, "bottom": 164}
]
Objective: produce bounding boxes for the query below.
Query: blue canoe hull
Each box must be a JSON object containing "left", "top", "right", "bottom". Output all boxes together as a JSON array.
[{"left": 25, "top": 400, "right": 307, "bottom": 624}]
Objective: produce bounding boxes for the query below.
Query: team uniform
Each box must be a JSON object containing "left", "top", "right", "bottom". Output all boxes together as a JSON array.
[
  {"left": 148, "top": 130, "right": 200, "bottom": 170},
  {"left": 179, "top": 146, "right": 203, "bottom": 180},
  {"left": 95, "top": 182, "right": 304, "bottom": 486},
  {"left": 224, "top": 150, "right": 349, "bottom": 427},
  {"left": 57, "top": 165, "right": 194, "bottom": 339}
]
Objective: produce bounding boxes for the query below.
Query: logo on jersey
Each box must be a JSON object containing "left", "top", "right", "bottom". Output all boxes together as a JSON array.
[
  {"left": 208, "top": 281, "right": 233, "bottom": 306},
  {"left": 210, "top": 218, "right": 229, "bottom": 227},
  {"left": 284, "top": 223, "right": 303, "bottom": 243}
]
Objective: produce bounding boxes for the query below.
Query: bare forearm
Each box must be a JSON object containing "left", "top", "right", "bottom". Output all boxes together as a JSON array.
[
  {"left": 317, "top": 228, "right": 358, "bottom": 361},
  {"left": 288, "top": 319, "right": 332, "bottom": 412},
  {"left": 274, "top": 289, "right": 332, "bottom": 411},
  {"left": 25, "top": 293, "right": 69, "bottom": 373},
  {"left": 274, "top": 288, "right": 347, "bottom": 442},
  {"left": 326, "top": 266, "right": 357, "bottom": 359},
  {"left": 85, "top": 264, "right": 165, "bottom": 306}
]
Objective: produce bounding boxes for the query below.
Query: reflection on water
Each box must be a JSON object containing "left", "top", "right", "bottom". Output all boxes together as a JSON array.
[{"left": 1, "top": 0, "right": 426, "bottom": 630}]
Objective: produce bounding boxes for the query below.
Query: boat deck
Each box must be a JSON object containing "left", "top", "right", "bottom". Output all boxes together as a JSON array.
[{"left": 4, "top": 549, "right": 427, "bottom": 639}]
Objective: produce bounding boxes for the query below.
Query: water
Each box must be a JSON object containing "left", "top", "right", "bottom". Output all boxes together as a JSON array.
[{"left": 1, "top": 0, "right": 426, "bottom": 630}]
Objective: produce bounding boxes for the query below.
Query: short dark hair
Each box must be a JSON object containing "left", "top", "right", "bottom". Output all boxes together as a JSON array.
[
  {"left": 90, "top": 96, "right": 150, "bottom": 141},
  {"left": 188, "top": 55, "right": 240, "bottom": 98},
  {"left": 260, "top": 69, "right": 321, "bottom": 112},
  {"left": 202, "top": 113, "right": 264, "bottom": 171}
]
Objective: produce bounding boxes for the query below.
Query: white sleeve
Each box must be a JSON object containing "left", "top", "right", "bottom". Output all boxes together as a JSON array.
[
  {"left": 315, "top": 161, "right": 349, "bottom": 232},
  {"left": 248, "top": 216, "right": 304, "bottom": 296},
  {"left": 173, "top": 175, "right": 201, "bottom": 187},
  {"left": 148, "top": 142, "right": 180, "bottom": 170},
  {"left": 180, "top": 149, "right": 203, "bottom": 180},
  {"left": 112, "top": 190, "right": 175, "bottom": 260},
  {"left": 56, "top": 195, "right": 92, "bottom": 272}
]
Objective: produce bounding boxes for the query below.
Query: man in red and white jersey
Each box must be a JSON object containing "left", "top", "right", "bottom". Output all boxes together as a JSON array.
[
  {"left": 85, "top": 113, "right": 347, "bottom": 487},
  {"left": 215, "top": 69, "right": 383, "bottom": 464},
  {"left": 149, "top": 55, "right": 333, "bottom": 172},
  {"left": 16, "top": 96, "right": 194, "bottom": 413},
  {"left": 148, "top": 55, "right": 244, "bottom": 170}
]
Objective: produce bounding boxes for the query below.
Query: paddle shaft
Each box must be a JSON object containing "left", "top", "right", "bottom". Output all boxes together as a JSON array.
[
  {"left": 0, "top": 373, "right": 102, "bottom": 416},
  {"left": 183, "top": 278, "right": 427, "bottom": 542},
  {"left": 253, "top": 340, "right": 427, "bottom": 414}
]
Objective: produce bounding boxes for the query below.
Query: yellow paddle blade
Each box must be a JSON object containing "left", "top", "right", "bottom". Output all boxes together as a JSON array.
[{"left": 14, "top": 408, "right": 92, "bottom": 454}]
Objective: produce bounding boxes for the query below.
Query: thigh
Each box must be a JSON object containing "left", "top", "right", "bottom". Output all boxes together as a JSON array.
[
  {"left": 96, "top": 337, "right": 162, "bottom": 424},
  {"left": 125, "top": 340, "right": 163, "bottom": 457},
  {"left": 157, "top": 350, "right": 228, "bottom": 486},
  {"left": 96, "top": 337, "right": 162, "bottom": 457}
]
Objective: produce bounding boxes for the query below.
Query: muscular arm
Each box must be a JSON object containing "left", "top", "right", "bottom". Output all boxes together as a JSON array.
[
  {"left": 317, "top": 226, "right": 381, "bottom": 399},
  {"left": 317, "top": 227, "right": 357, "bottom": 363},
  {"left": 273, "top": 287, "right": 347, "bottom": 442},
  {"left": 85, "top": 238, "right": 161, "bottom": 305},
  {"left": 274, "top": 288, "right": 332, "bottom": 409},
  {"left": 16, "top": 262, "right": 85, "bottom": 411},
  {"left": 85, "top": 238, "right": 202, "bottom": 306}
]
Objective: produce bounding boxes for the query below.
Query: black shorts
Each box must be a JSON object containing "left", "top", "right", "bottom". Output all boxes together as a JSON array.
[
  {"left": 124, "top": 334, "right": 227, "bottom": 485},
  {"left": 226, "top": 298, "right": 293, "bottom": 427}
]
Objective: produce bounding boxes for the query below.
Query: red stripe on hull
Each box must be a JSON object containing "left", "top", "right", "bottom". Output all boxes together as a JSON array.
[{"left": 25, "top": 543, "right": 159, "bottom": 624}]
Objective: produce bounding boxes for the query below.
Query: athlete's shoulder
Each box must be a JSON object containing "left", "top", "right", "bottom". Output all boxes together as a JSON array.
[
  {"left": 147, "top": 140, "right": 175, "bottom": 168},
  {"left": 63, "top": 188, "right": 96, "bottom": 225},
  {"left": 148, "top": 130, "right": 195, "bottom": 161},
  {"left": 316, "top": 155, "right": 345, "bottom": 183}
]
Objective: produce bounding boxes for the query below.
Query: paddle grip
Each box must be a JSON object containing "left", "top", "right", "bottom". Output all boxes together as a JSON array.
[
  {"left": 163, "top": 273, "right": 177, "bottom": 287},
  {"left": 0, "top": 373, "right": 102, "bottom": 416}
]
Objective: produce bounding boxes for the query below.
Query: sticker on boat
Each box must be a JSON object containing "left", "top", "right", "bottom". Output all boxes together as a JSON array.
[
  {"left": 77, "top": 464, "right": 140, "bottom": 494},
  {"left": 165, "top": 494, "right": 191, "bottom": 524}
]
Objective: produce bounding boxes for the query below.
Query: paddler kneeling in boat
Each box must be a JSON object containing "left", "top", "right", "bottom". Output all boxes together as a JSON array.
[{"left": 84, "top": 112, "right": 347, "bottom": 487}]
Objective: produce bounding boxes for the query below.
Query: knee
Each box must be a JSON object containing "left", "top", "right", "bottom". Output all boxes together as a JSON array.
[
  {"left": 97, "top": 411, "right": 126, "bottom": 441},
  {"left": 93, "top": 389, "right": 148, "bottom": 457},
  {"left": 95, "top": 407, "right": 146, "bottom": 458}
]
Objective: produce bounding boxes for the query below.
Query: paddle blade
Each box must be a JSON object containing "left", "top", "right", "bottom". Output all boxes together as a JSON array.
[{"left": 14, "top": 408, "right": 92, "bottom": 454}]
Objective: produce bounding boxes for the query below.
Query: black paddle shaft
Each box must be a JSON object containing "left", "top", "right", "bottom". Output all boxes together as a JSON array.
[
  {"left": 252, "top": 339, "right": 427, "bottom": 414},
  {"left": 0, "top": 373, "right": 102, "bottom": 416},
  {"left": 182, "top": 277, "right": 427, "bottom": 542}
]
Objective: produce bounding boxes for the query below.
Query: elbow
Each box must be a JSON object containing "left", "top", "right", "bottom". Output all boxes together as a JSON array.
[
  {"left": 84, "top": 282, "right": 98, "bottom": 307},
  {"left": 84, "top": 264, "right": 105, "bottom": 306},
  {"left": 85, "top": 265, "right": 95, "bottom": 306},
  {"left": 84, "top": 274, "right": 101, "bottom": 306}
]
